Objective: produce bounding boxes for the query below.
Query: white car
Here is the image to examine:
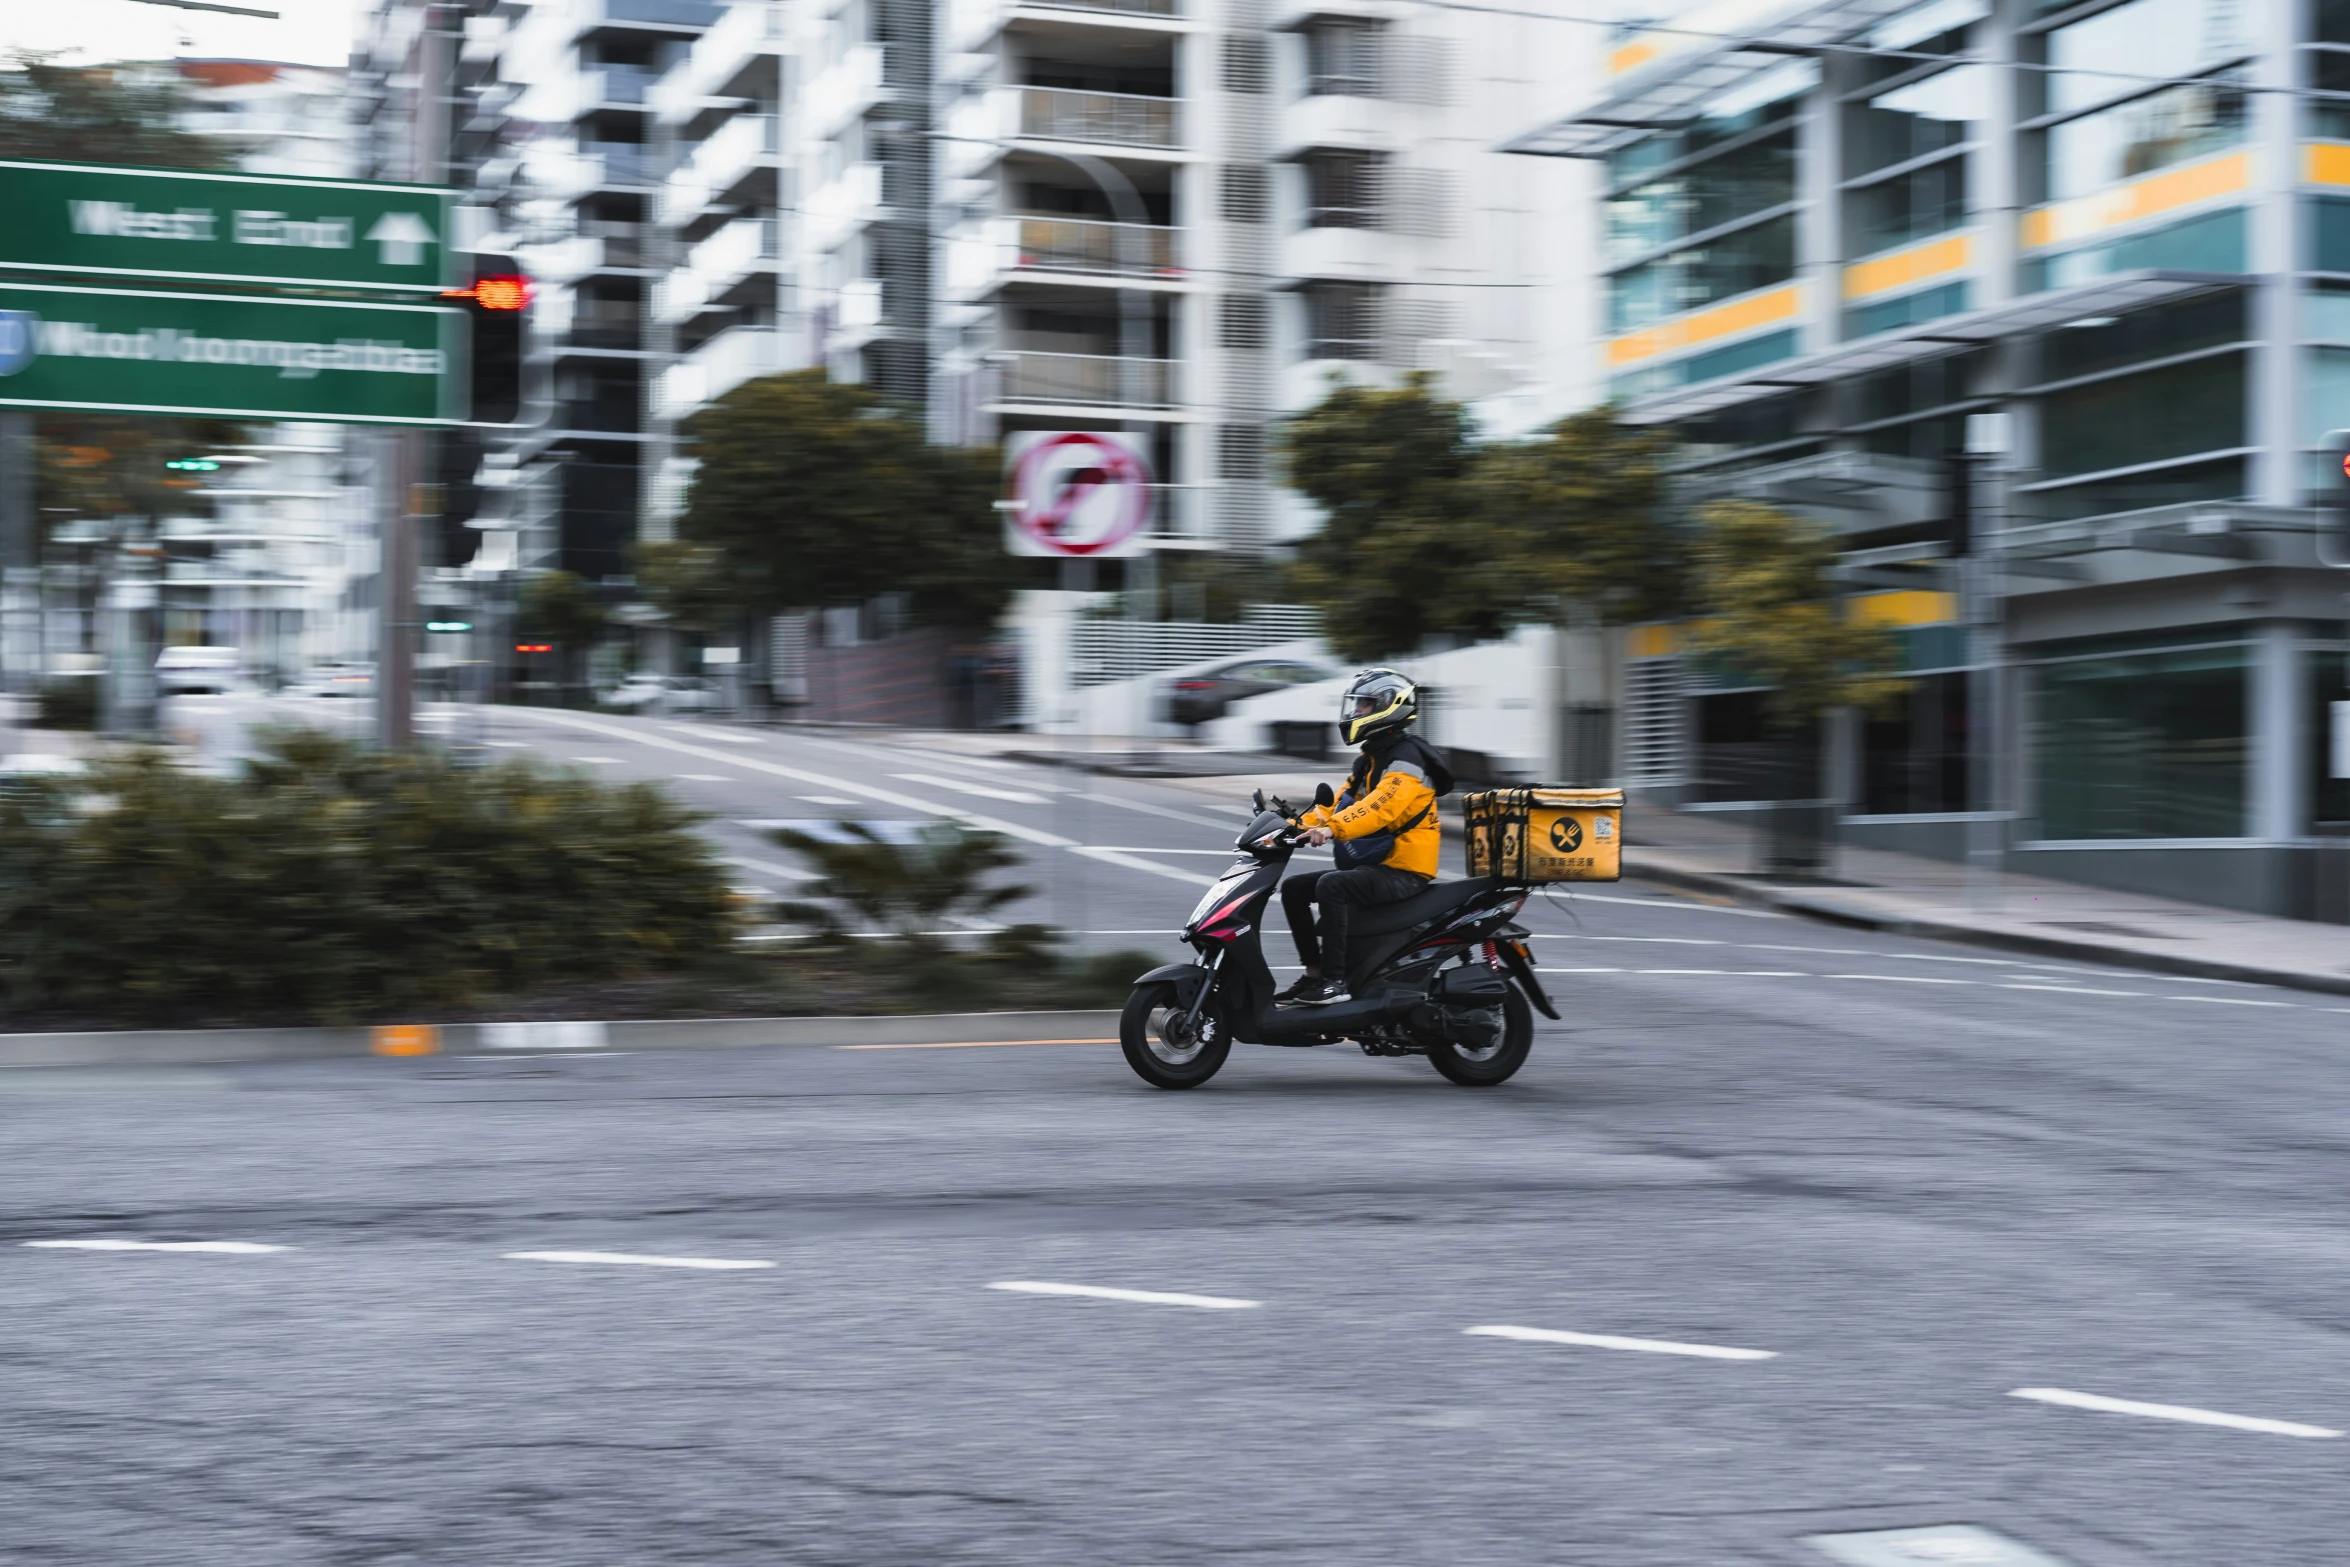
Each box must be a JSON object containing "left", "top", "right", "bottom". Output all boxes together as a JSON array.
[
  {"left": 604, "top": 673, "right": 719, "bottom": 713},
  {"left": 288, "top": 662, "right": 375, "bottom": 698},
  {"left": 154, "top": 645, "right": 244, "bottom": 696}
]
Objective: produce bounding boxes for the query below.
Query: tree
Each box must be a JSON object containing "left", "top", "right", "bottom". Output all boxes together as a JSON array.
[
  {"left": 0, "top": 53, "right": 233, "bottom": 170},
  {"left": 1278, "top": 376, "right": 1687, "bottom": 659},
  {"left": 1688, "top": 500, "right": 1907, "bottom": 733},
  {"left": 1276, "top": 372, "right": 1487, "bottom": 661},
  {"left": 1478, "top": 407, "right": 1687, "bottom": 628},
  {"left": 675, "top": 370, "right": 1019, "bottom": 633}
]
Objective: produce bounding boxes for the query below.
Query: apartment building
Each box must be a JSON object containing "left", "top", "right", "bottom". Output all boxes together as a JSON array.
[
  {"left": 1513, "top": 0, "right": 2350, "bottom": 918},
  {"left": 502, "top": 0, "right": 724, "bottom": 581},
  {"left": 932, "top": 0, "right": 1590, "bottom": 557}
]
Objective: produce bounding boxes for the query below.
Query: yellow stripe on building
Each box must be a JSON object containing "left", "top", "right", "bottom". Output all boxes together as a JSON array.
[
  {"left": 2020, "top": 150, "right": 2250, "bottom": 251},
  {"left": 2306, "top": 142, "right": 2350, "bottom": 187},
  {"left": 1843, "top": 232, "right": 1972, "bottom": 301},
  {"left": 1606, "top": 283, "right": 1802, "bottom": 369},
  {"left": 1609, "top": 39, "right": 1660, "bottom": 75},
  {"left": 1849, "top": 590, "right": 1958, "bottom": 629}
]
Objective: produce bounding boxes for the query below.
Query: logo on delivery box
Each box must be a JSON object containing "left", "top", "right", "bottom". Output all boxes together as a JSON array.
[{"left": 1004, "top": 431, "right": 1152, "bottom": 558}]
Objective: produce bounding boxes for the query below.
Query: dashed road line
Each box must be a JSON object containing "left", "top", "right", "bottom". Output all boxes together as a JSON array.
[
  {"left": 506, "top": 1251, "right": 776, "bottom": 1271},
  {"left": 989, "top": 1280, "right": 1261, "bottom": 1310},
  {"left": 1466, "top": 1324, "right": 1777, "bottom": 1361},
  {"left": 889, "top": 771, "right": 1049, "bottom": 805},
  {"left": 24, "top": 1239, "right": 288, "bottom": 1254},
  {"left": 2009, "top": 1386, "right": 2341, "bottom": 1439},
  {"left": 838, "top": 1038, "right": 1117, "bottom": 1050},
  {"left": 2165, "top": 994, "right": 2294, "bottom": 1008}
]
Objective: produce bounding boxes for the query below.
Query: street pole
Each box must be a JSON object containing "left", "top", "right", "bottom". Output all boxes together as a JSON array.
[
  {"left": 1962, "top": 413, "right": 2012, "bottom": 912},
  {"left": 0, "top": 410, "right": 33, "bottom": 699},
  {"left": 377, "top": 0, "right": 454, "bottom": 748}
]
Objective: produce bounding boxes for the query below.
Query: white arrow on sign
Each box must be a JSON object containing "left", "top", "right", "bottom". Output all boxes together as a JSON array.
[{"left": 365, "top": 212, "right": 436, "bottom": 267}]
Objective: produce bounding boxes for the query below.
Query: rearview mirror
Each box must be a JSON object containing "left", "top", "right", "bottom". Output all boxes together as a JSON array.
[
  {"left": 1252, "top": 788, "right": 1267, "bottom": 813},
  {"left": 1314, "top": 781, "right": 1335, "bottom": 809}
]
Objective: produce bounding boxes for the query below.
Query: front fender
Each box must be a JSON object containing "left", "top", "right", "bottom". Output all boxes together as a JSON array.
[{"left": 1132, "top": 962, "right": 1207, "bottom": 1008}]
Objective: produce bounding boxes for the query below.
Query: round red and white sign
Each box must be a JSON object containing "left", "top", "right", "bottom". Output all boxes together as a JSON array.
[{"left": 1005, "top": 431, "right": 1152, "bottom": 558}]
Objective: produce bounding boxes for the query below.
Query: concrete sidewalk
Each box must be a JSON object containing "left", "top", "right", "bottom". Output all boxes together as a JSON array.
[{"left": 1625, "top": 808, "right": 2350, "bottom": 998}]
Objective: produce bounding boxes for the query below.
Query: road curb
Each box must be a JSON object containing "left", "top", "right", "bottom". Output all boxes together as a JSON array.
[
  {"left": 1624, "top": 861, "right": 2350, "bottom": 999},
  {"left": 0, "top": 1010, "right": 1126, "bottom": 1071}
]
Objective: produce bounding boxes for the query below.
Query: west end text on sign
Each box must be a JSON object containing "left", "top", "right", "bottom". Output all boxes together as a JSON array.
[
  {"left": 0, "top": 160, "right": 456, "bottom": 292},
  {"left": 0, "top": 282, "right": 466, "bottom": 425}
]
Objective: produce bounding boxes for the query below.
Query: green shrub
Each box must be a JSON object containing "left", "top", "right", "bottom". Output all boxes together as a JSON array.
[
  {"left": 0, "top": 729, "right": 736, "bottom": 1025},
  {"left": 31, "top": 679, "right": 98, "bottom": 730}
]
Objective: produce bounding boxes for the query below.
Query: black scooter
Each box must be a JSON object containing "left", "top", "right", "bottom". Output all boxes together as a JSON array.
[{"left": 1120, "top": 785, "right": 1559, "bottom": 1089}]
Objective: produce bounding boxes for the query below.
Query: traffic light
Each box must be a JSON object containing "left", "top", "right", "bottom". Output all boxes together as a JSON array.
[
  {"left": 425, "top": 620, "right": 473, "bottom": 633},
  {"left": 515, "top": 642, "right": 552, "bottom": 654},
  {"left": 164, "top": 458, "right": 221, "bottom": 472},
  {"left": 443, "top": 251, "right": 530, "bottom": 425}
]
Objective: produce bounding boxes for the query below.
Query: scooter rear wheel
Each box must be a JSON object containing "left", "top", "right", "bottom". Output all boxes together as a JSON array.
[
  {"left": 1120, "top": 982, "right": 1231, "bottom": 1090},
  {"left": 1427, "top": 986, "right": 1534, "bottom": 1087}
]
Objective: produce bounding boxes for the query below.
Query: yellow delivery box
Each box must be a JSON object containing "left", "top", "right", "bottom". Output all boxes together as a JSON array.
[{"left": 1462, "top": 787, "right": 1625, "bottom": 883}]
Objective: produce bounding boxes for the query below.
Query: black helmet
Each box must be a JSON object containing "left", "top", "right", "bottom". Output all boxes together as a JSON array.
[{"left": 1338, "top": 667, "right": 1418, "bottom": 747}]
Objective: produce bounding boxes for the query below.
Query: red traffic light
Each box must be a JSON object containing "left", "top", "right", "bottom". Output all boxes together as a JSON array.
[
  {"left": 514, "top": 642, "right": 553, "bottom": 653},
  {"left": 444, "top": 275, "right": 532, "bottom": 311}
]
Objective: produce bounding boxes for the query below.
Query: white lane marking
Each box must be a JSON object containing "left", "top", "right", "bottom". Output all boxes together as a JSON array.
[
  {"left": 2002, "top": 983, "right": 2150, "bottom": 998},
  {"left": 1084, "top": 846, "right": 1244, "bottom": 856},
  {"left": 2165, "top": 994, "right": 2295, "bottom": 1008},
  {"left": 989, "top": 1280, "right": 1260, "bottom": 1310},
  {"left": 1537, "top": 966, "right": 1625, "bottom": 974},
  {"left": 2009, "top": 1387, "right": 2341, "bottom": 1439},
  {"left": 1825, "top": 973, "right": 1971, "bottom": 985},
  {"left": 506, "top": 1250, "right": 775, "bottom": 1271},
  {"left": 571, "top": 755, "right": 624, "bottom": 765},
  {"left": 676, "top": 773, "right": 730, "bottom": 782},
  {"left": 798, "top": 794, "right": 856, "bottom": 805},
  {"left": 1542, "top": 934, "right": 1725, "bottom": 947},
  {"left": 485, "top": 740, "right": 531, "bottom": 748},
  {"left": 24, "top": 1239, "right": 288, "bottom": 1254},
  {"left": 482, "top": 1020, "right": 609, "bottom": 1051},
  {"left": 1076, "top": 791, "right": 1245, "bottom": 830},
  {"left": 725, "top": 855, "right": 821, "bottom": 883},
  {"left": 1544, "top": 891, "right": 1781, "bottom": 918},
  {"left": 1466, "top": 1324, "right": 1776, "bottom": 1361},
  {"left": 664, "top": 724, "right": 763, "bottom": 745},
  {"left": 890, "top": 771, "right": 1049, "bottom": 805},
  {"left": 500, "top": 710, "right": 1078, "bottom": 849},
  {"left": 1073, "top": 846, "right": 1219, "bottom": 887}
]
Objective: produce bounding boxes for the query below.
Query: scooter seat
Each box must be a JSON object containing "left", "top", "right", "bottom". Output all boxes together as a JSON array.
[{"left": 1348, "top": 876, "right": 1499, "bottom": 938}]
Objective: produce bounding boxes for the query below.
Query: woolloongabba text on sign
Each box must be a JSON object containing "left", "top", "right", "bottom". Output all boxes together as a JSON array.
[
  {"left": 1003, "top": 430, "right": 1153, "bottom": 559},
  {"left": 0, "top": 281, "right": 466, "bottom": 425},
  {"left": 0, "top": 159, "right": 457, "bottom": 292}
]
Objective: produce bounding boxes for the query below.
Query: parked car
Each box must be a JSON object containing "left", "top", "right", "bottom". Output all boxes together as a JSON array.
[
  {"left": 603, "top": 673, "right": 720, "bottom": 714},
  {"left": 1162, "top": 658, "right": 1339, "bottom": 728},
  {"left": 154, "top": 645, "right": 245, "bottom": 696},
  {"left": 288, "top": 662, "right": 375, "bottom": 698}
]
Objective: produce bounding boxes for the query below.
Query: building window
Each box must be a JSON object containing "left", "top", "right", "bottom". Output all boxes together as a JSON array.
[
  {"left": 1303, "top": 280, "right": 1382, "bottom": 360},
  {"left": 1862, "top": 669, "right": 1971, "bottom": 815},
  {"left": 1847, "top": 159, "right": 1970, "bottom": 256},
  {"left": 2313, "top": 648, "right": 2350, "bottom": 829},
  {"left": 1217, "top": 424, "right": 1264, "bottom": 479},
  {"left": 1221, "top": 164, "right": 1269, "bottom": 224},
  {"left": 1222, "top": 34, "right": 1270, "bottom": 94},
  {"left": 1302, "top": 150, "right": 1383, "bottom": 229},
  {"left": 2033, "top": 641, "right": 2248, "bottom": 839},
  {"left": 1219, "top": 293, "right": 1269, "bottom": 349},
  {"left": 1607, "top": 132, "right": 1795, "bottom": 265},
  {"left": 2037, "top": 353, "right": 2245, "bottom": 481},
  {"left": 1304, "top": 19, "right": 1381, "bottom": 98},
  {"left": 1607, "top": 214, "right": 1796, "bottom": 335},
  {"left": 1845, "top": 63, "right": 1984, "bottom": 178},
  {"left": 2030, "top": 0, "right": 2252, "bottom": 203}
]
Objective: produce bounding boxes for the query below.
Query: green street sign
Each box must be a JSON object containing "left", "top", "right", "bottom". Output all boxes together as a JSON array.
[
  {"left": 0, "top": 159, "right": 457, "bottom": 293},
  {"left": 0, "top": 280, "right": 466, "bottom": 425}
]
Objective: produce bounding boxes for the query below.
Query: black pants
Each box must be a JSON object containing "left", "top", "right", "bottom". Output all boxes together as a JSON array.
[{"left": 1281, "top": 864, "right": 1429, "bottom": 977}]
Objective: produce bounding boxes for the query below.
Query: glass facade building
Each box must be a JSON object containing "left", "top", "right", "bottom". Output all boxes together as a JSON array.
[{"left": 1514, "top": 0, "right": 2350, "bottom": 919}]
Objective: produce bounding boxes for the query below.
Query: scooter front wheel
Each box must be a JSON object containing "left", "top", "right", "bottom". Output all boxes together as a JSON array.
[{"left": 1120, "top": 982, "right": 1231, "bottom": 1090}]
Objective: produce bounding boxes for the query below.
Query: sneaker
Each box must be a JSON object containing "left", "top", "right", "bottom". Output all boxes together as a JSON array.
[
  {"left": 1287, "top": 977, "right": 1351, "bottom": 1007},
  {"left": 1272, "top": 976, "right": 1319, "bottom": 1004}
]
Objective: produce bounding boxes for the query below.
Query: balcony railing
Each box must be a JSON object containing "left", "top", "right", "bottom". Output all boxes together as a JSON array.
[
  {"left": 997, "top": 350, "right": 1175, "bottom": 407},
  {"left": 1013, "top": 216, "right": 1179, "bottom": 276},
  {"left": 1019, "top": 86, "right": 1178, "bottom": 148},
  {"left": 1030, "top": 0, "right": 1181, "bottom": 14}
]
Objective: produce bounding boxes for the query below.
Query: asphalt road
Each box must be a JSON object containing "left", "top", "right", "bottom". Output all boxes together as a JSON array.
[{"left": 9, "top": 702, "right": 2350, "bottom": 1564}]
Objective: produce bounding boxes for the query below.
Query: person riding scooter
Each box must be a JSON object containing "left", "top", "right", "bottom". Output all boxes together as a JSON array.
[{"left": 1276, "top": 668, "right": 1455, "bottom": 1006}]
